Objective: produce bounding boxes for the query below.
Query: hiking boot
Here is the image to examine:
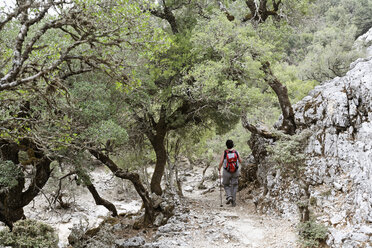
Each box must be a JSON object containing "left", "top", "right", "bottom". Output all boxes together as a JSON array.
[
  {"left": 232, "top": 201, "right": 236, "bottom": 207},
  {"left": 226, "top": 197, "right": 233, "bottom": 205}
]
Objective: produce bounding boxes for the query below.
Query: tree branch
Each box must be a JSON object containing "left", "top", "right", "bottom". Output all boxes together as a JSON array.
[
  {"left": 150, "top": 5, "right": 178, "bottom": 34},
  {"left": 0, "top": 1, "right": 33, "bottom": 31},
  {"left": 53, "top": 171, "right": 76, "bottom": 205},
  {"left": 241, "top": 113, "right": 277, "bottom": 139},
  {"left": 89, "top": 148, "right": 155, "bottom": 225},
  {"left": 83, "top": 174, "right": 118, "bottom": 217},
  {"left": 218, "top": 1, "right": 235, "bottom": 21},
  {"left": 20, "top": 156, "right": 52, "bottom": 206},
  {"left": 260, "top": 61, "right": 296, "bottom": 135},
  {"left": 244, "top": 0, "right": 281, "bottom": 23}
]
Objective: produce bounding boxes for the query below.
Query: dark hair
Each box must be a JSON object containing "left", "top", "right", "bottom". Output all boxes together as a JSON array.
[{"left": 226, "top": 140, "right": 234, "bottom": 149}]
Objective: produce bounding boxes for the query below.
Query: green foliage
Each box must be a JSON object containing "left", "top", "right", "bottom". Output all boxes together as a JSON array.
[
  {"left": 273, "top": 63, "right": 317, "bottom": 103},
  {"left": 312, "top": 0, "right": 372, "bottom": 37},
  {"left": 291, "top": 0, "right": 371, "bottom": 82},
  {"left": 70, "top": 80, "right": 119, "bottom": 123},
  {"left": 0, "top": 219, "right": 58, "bottom": 248},
  {"left": 268, "top": 130, "right": 312, "bottom": 179},
  {"left": 1, "top": 0, "right": 170, "bottom": 152},
  {"left": 84, "top": 120, "right": 128, "bottom": 147},
  {"left": 0, "top": 160, "right": 22, "bottom": 190},
  {"left": 167, "top": 125, "right": 218, "bottom": 164},
  {"left": 256, "top": 21, "right": 294, "bottom": 61},
  {"left": 188, "top": 12, "right": 277, "bottom": 116},
  {"left": 298, "top": 26, "right": 361, "bottom": 81},
  {"left": 113, "top": 146, "right": 153, "bottom": 171},
  {"left": 68, "top": 79, "right": 129, "bottom": 149},
  {"left": 1, "top": 0, "right": 368, "bottom": 213},
  {"left": 298, "top": 220, "right": 328, "bottom": 247}
]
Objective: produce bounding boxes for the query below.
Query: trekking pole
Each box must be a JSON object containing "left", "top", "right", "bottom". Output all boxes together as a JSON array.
[{"left": 219, "top": 169, "right": 223, "bottom": 207}]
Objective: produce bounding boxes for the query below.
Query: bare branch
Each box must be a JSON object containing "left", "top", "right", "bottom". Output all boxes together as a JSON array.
[
  {"left": 261, "top": 61, "right": 296, "bottom": 135},
  {"left": 149, "top": 5, "right": 178, "bottom": 34},
  {"left": 241, "top": 112, "right": 277, "bottom": 139},
  {"left": 83, "top": 173, "right": 118, "bottom": 217},
  {"left": 53, "top": 171, "right": 76, "bottom": 205},
  {"left": 0, "top": 1, "right": 32, "bottom": 31},
  {"left": 218, "top": 1, "right": 235, "bottom": 21}
]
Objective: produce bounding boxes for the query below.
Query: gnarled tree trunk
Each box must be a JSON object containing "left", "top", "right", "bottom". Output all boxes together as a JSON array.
[
  {"left": 149, "top": 134, "right": 167, "bottom": 196},
  {"left": 0, "top": 139, "right": 51, "bottom": 230},
  {"left": 261, "top": 62, "right": 296, "bottom": 135},
  {"left": 89, "top": 149, "right": 157, "bottom": 226},
  {"left": 79, "top": 171, "right": 118, "bottom": 217}
]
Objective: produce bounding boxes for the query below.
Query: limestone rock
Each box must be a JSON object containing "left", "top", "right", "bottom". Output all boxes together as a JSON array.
[
  {"left": 115, "top": 236, "right": 146, "bottom": 248},
  {"left": 354, "top": 27, "right": 372, "bottom": 57},
  {"left": 184, "top": 185, "right": 194, "bottom": 192},
  {"left": 153, "top": 213, "right": 164, "bottom": 227},
  {"left": 253, "top": 27, "right": 372, "bottom": 248},
  {"left": 150, "top": 193, "right": 163, "bottom": 209}
]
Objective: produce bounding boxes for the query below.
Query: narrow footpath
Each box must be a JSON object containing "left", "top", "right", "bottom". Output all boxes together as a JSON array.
[
  {"left": 22, "top": 165, "right": 300, "bottom": 247},
  {"left": 155, "top": 167, "right": 299, "bottom": 248}
]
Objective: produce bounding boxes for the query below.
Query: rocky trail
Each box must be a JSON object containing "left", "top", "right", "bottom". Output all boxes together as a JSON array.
[
  {"left": 14, "top": 165, "right": 300, "bottom": 247},
  {"left": 178, "top": 192, "right": 298, "bottom": 248},
  {"left": 173, "top": 168, "right": 299, "bottom": 248}
]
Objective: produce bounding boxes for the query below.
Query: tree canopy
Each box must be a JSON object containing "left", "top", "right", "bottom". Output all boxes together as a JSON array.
[{"left": 0, "top": 0, "right": 370, "bottom": 228}]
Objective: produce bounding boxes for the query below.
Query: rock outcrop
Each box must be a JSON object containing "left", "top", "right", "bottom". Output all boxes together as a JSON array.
[{"left": 253, "top": 28, "right": 372, "bottom": 247}]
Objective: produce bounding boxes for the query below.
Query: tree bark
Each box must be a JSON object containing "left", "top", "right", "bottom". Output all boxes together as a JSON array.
[
  {"left": 261, "top": 62, "right": 296, "bottom": 135},
  {"left": 81, "top": 172, "right": 118, "bottom": 217},
  {"left": 198, "top": 162, "right": 210, "bottom": 189},
  {"left": 241, "top": 113, "right": 277, "bottom": 140},
  {"left": 144, "top": 106, "right": 168, "bottom": 196},
  {"left": 86, "top": 184, "right": 118, "bottom": 217},
  {"left": 89, "top": 149, "right": 156, "bottom": 226},
  {"left": 150, "top": 4, "right": 179, "bottom": 34},
  {"left": 149, "top": 133, "right": 167, "bottom": 196},
  {"left": 21, "top": 156, "right": 52, "bottom": 205},
  {"left": 244, "top": 0, "right": 281, "bottom": 23},
  {"left": 0, "top": 139, "right": 51, "bottom": 229}
]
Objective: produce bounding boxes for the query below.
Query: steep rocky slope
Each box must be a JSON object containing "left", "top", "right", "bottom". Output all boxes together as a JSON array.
[{"left": 254, "top": 28, "right": 372, "bottom": 247}]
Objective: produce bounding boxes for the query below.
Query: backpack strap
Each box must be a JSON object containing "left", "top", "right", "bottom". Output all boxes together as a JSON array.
[
  {"left": 234, "top": 150, "right": 239, "bottom": 159},
  {"left": 224, "top": 149, "right": 238, "bottom": 157}
]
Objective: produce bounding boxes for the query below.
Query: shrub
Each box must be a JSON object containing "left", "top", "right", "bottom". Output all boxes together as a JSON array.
[
  {"left": 68, "top": 219, "right": 117, "bottom": 248},
  {"left": 0, "top": 219, "right": 58, "bottom": 248},
  {"left": 298, "top": 220, "right": 328, "bottom": 248}
]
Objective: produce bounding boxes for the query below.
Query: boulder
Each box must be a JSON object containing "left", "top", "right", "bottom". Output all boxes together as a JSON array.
[{"left": 252, "top": 27, "right": 372, "bottom": 247}]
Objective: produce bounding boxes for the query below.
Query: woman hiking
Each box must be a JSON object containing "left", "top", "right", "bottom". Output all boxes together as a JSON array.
[{"left": 218, "top": 139, "right": 242, "bottom": 207}]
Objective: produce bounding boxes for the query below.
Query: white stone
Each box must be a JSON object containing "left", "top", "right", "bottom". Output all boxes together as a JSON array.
[
  {"left": 333, "top": 182, "right": 342, "bottom": 191},
  {"left": 360, "top": 225, "right": 372, "bottom": 234},
  {"left": 184, "top": 186, "right": 194, "bottom": 192},
  {"left": 330, "top": 229, "right": 348, "bottom": 245},
  {"left": 330, "top": 214, "right": 344, "bottom": 225},
  {"left": 351, "top": 233, "right": 369, "bottom": 242}
]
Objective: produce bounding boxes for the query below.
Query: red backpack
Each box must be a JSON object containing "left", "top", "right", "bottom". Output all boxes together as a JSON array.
[{"left": 225, "top": 150, "right": 238, "bottom": 173}]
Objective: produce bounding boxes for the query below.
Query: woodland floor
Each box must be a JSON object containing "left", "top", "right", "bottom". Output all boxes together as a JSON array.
[{"left": 20, "top": 165, "right": 300, "bottom": 247}]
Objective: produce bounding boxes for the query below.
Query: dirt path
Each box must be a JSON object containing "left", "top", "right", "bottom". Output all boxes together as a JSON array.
[
  {"left": 175, "top": 169, "right": 299, "bottom": 248},
  {"left": 22, "top": 166, "right": 299, "bottom": 247}
]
